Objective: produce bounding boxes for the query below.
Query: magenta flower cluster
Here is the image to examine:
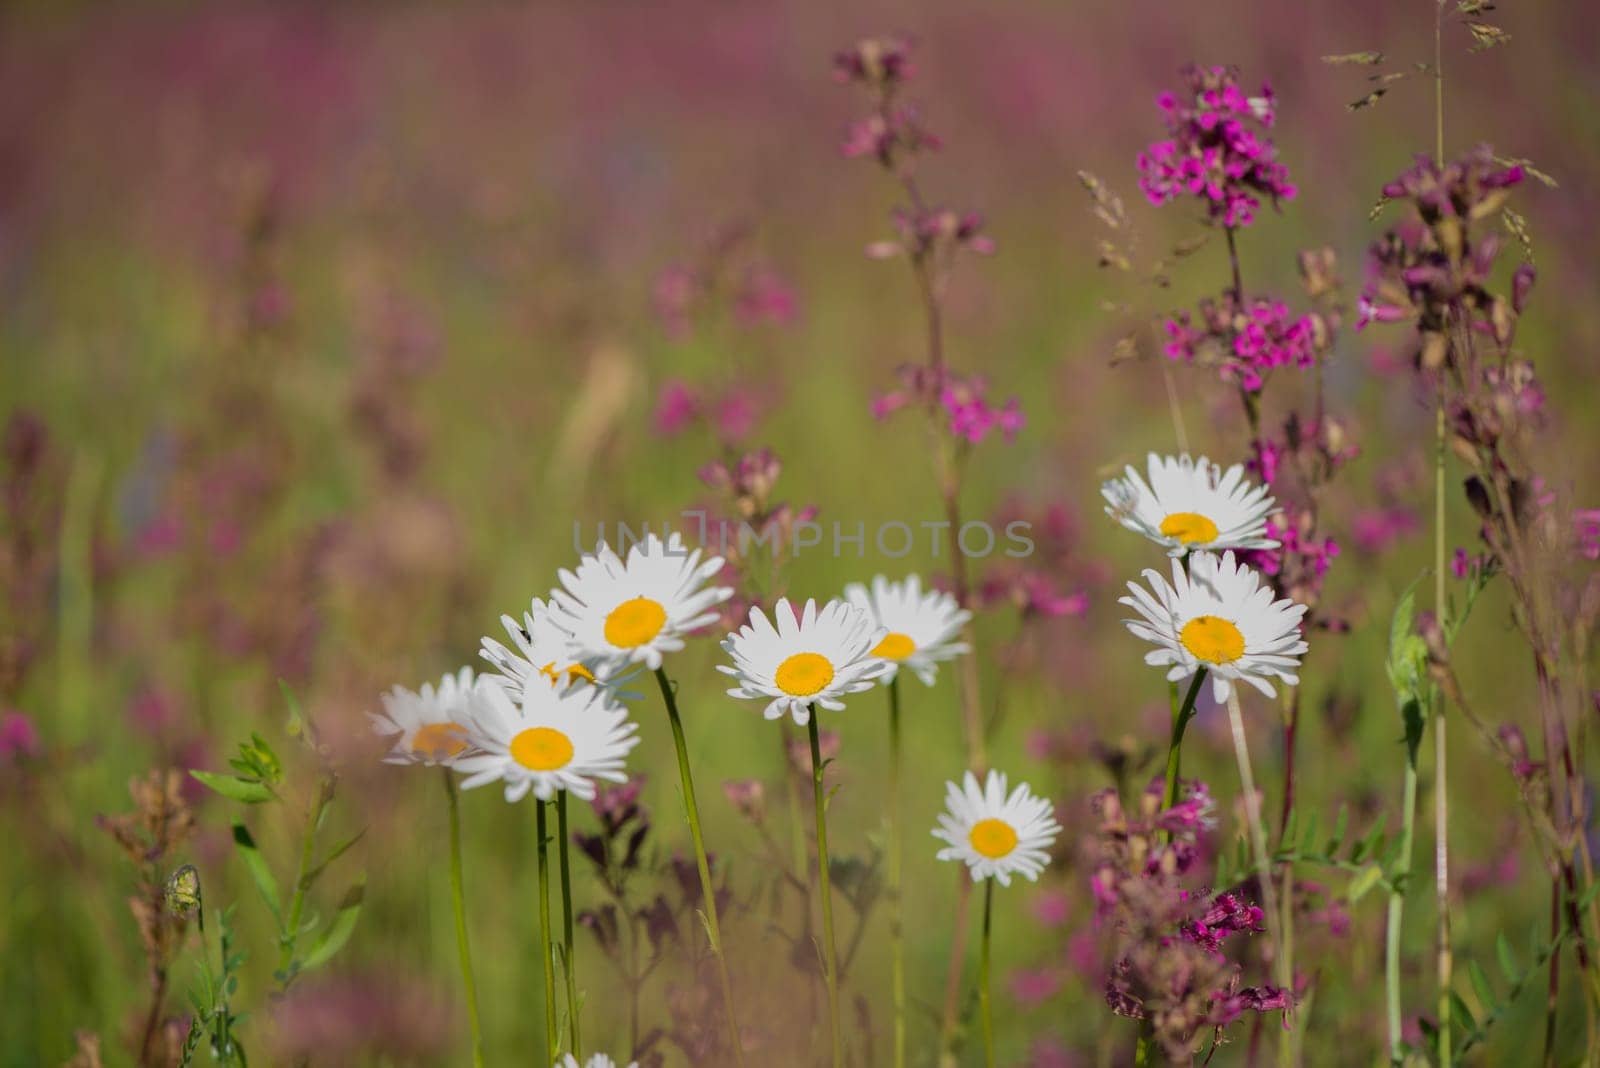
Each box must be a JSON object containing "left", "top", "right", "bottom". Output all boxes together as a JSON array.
[
  {"left": 871, "top": 365, "right": 1024, "bottom": 445},
  {"left": 1164, "top": 295, "right": 1320, "bottom": 392},
  {"left": 1136, "top": 65, "right": 1296, "bottom": 229}
]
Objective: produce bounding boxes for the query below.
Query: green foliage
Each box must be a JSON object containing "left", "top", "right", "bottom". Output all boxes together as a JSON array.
[
  {"left": 1217, "top": 804, "right": 1397, "bottom": 899},
  {"left": 1386, "top": 583, "right": 1431, "bottom": 767},
  {"left": 180, "top": 905, "right": 248, "bottom": 1068}
]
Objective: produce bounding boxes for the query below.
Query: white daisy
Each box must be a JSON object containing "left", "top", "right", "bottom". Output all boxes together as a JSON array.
[
  {"left": 549, "top": 532, "right": 733, "bottom": 672},
  {"left": 1120, "top": 549, "right": 1308, "bottom": 703},
  {"left": 1101, "top": 452, "right": 1278, "bottom": 557},
  {"left": 556, "top": 1055, "right": 636, "bottom": 1068},
  {"left": 454, "top": 677, "right": 640, "bottom": 802},
  {"left": 842, "top": 574, "right": 971, "bottom": 686},
  {"left": 480, "top": 595, "right": 630, "bottom": 698},
  {"left": 369, "top": 667, "right": 478, "bottom": 766},
  {"left": 932, "top": 770, "right": 1061, "bottom": 886},
  {"left": 719, "top": 597, "right": 890, "bottom": 724}
]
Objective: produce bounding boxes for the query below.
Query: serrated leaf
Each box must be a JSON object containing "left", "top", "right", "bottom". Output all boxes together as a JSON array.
[
  {"left": 231, "top": 822, "right": 281, "bottom": 920},
  {"left": 191, "top": 771, "right": 275, "bottom": 805},
  {"left": 298, "top": 878, "right": 365, "bottom": 972},
  {"left": 1323, "top": 51, "right": 1385, "bottom": 66}
]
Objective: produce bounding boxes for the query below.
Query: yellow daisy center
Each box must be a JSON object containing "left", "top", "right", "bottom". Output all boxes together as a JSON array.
[
  {"left": 969, "top": 818, "right": 1019, "bottom": 859},
  {"left": 1179, "top": 615, "right": 1246, "bottom": 665},
  {"left": 509, "top": 726, "right": 575, "bottom": 771},
  {"left": 539, "top": 661, "right": 596, "bottom": 685},
  {"left": 411, "top": 722, "right": 469, "bottom": 761},
  {"left": 871, "top": 632, "right": 917, "bottom": 660},
  {"left": 604, "top": 596, "right": 667, "bottom": 648},
  {"left": 774, "top": 652, "right": 835, "bottom": 697},
  {"left": 1159, "top": 511, "right": 1220, "bottom": 545}
]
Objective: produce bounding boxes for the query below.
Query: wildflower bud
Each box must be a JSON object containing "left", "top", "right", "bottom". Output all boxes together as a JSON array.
[
  {"left": 1464, "top": 477, "right": 1494, "bottom": 520},
  {"left": 1418, "top": 331, "right": 1449, "bottom": 371},
  {"left": 1435, "top": 216, "right": 1464, "bottom": 264},
  {"left": 164, "top": 864, "right": 201, "bottom": 919},
  {"left": 1512, "top": 264, "right": 1536, "bottom": 314},
  {"left": 1415, "top": 610, "right": 1449, "bottom": 668},
  {"left": 1489, "top": 297, "right": 1515, "bottom": 348}
]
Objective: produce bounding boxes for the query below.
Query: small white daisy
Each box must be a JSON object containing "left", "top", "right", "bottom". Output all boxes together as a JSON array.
[
  {"left": 932, "top": 770, "right": 1061, "bottom": 886},
  {"left": 549, "top": 532, "right": 733, "bottom": 672},
  {"left": 1120, "top": 549, "right": 1308, "bottom": 703},
  {"left": 480, "top": 596, "right": 618, "bottom": 698},
  {"left": 1101, "top": 452, "right": 1278, "bottom": 557},
  {"left": 369, "top": 667, "right": 479, "bottom": 766},
  {"left": 556, "top": 1055, "right": 636, "bottom": 1068},
  {"left": 842, "top": 574, "right": 971, "bottom": 686},
  {"left": 719, "top": 597, "right": 890, "bottom": 724},
  {"left": 454, "top": 677, "right": 640, "bottom": 802}
]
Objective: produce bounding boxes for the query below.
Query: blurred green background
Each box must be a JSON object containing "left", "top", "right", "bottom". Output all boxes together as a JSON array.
[{"left": 2, "top": 0, "right": 1597, "bottom": 1064}]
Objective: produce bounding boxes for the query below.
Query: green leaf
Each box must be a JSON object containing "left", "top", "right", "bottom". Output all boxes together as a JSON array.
[
  {"left": 1496, "top": 933, "right": 1519, "bottom": 983},
  {"left": 190, "top": 771, "right": 275, "bottom": 804},
  {"left": 304, "top": 828, "right": 367, "bottom": 889},
  {"left": 231, "top": 822, "right": 281, "bottom": 921},
  {"left": 1468, "top": 960, "right": 1497, "bottom": 1014},
  {"left": 1451, "top": 990, "right": 1478, "bottom": 1030},
  {"left": 280, "top": 679, "right": 307, "bottom": 738},
  {"left": 298, "top": 877, "right": 365, "bottom": 972},
  {"left": 1326, "top": 806, "right": 1350, "bottom": 855},
  {"left": 1347, "top": 864, "right": 1384, "bottom": 903}
]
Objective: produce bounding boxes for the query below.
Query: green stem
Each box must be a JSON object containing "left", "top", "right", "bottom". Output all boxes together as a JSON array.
[
  {"left": 443, "top": 771, "right": 484, "bottom": 1068},
  {"left": 1160, "top": 670, "right": 1209, "bottom": 813},
  {"left": 537, "top": 800, "right": 558, "bottom": 1061},
  {"left": 277, "top": 776, "right": 333, "bottom": 991},
  {"left": 979, "top": 877, "right": 995, "bottom": 1068},
  {"left": 888, "top": 678, "right": 906, "bottom": 1068},
  {"left": 1431, "top": 4, "right": 1453, "bottom": 1062},
  {"left": 557, "top": 791, "right": 582, "bottom": 1059},
  {"left": 653, "top": 668, "right": 745, "bottom": 1064},
  {"left": 808, "top": 711, "right": 844, "bottom": 1068},
  {"left": 1225, "top": 690, "right": 1290, "bottom": 1019},
  {"left": 1386, "top": 755, "right": 1420, "bottom": 1064}
]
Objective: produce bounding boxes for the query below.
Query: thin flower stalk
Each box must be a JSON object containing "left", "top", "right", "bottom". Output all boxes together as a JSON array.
[
  {"left": 1160, "top": 670, "right": 1209, "bottom": 814},
  {"left": 556, "top": 791, "right": 581, "bottom": 1059},
  {"left": 979, "top": 877, "right": 995, "bottom": 1068},
  {"left": 887, "top": 678, "right": 907, "bottom": 1068},
  {"left": 537, "top": 799, "right": 558, "bottom": 1061},
  {"left": 652, "top": 667, "right": 745, "bottom": 1063},
  {"left": 808, "top": 710, "right": 845, "bottom": 1068},
  {"left": 1224, "top": 689, "right": 1290, "bottom": 1026},
  {"left": 443, "top": 770, "right": 484, "bottom": 1068}
]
